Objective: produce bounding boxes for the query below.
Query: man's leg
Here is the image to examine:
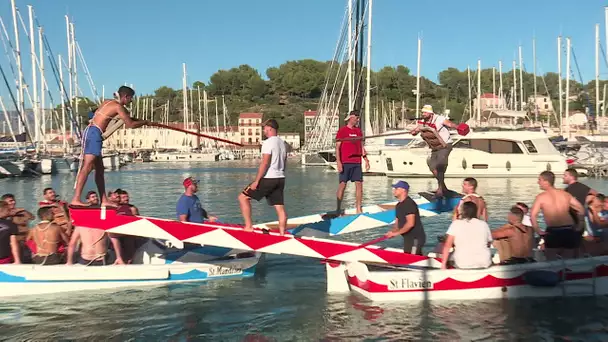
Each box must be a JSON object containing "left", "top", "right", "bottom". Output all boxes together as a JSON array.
[
  {"left": 94, "top": 157, "right": 109, "bottom": 206},
  {"left": 238, "top": 193, "right": 254, "bottom": 232},
  {"left": 352, "top": 164, "right": 363, "bottom": 214},
  {"left": 70, "top": 155, "right": 95, "bottom": 206},
  {"left": 336, "top": 164, "right": 351, "bottom": 213},
  {"left": 274, "top": 205, "right": 288, "bottom": 236},
  {"left": 434, "top": 147, "right": 452, "bottom": 197}
]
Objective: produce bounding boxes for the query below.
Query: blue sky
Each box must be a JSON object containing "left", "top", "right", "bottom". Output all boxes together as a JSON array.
[{"left": 0, "top": 0, "right": 607, "bottom": 100}]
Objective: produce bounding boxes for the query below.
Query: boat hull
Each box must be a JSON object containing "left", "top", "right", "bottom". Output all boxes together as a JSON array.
[
  {"left": 342, "top": 256, "right": 608, "bottom": 301},
  {"left": 0, "top": 240, "right": 261, "bottom": 298}
]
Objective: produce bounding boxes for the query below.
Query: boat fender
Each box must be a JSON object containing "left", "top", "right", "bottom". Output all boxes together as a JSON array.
[{"left": 522, "top": 270, "right": 561, "bottom": 287}]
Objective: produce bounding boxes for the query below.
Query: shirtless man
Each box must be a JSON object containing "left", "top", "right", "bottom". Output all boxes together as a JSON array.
[
  {"left": 530, "top": 171, "right": 585, "bottom": 260},
  {"left": 70, "top": 86, "right": 148, "bottom": 207},
  {"left": 39, "top": 188, "right": 72, "bottom": 237},
  {"left": 452, "top": 177, "right": 488, "bottom": 221},
  {"left": 26, "top": 207, "right": 69, "bottom": 265},
  {"left": 491, "top": 206, "right": 533, "bottom": 263},
  {"left": 117, "top": 189, "right": 139, "bottom": 215},
  {"left": 1, "top": 193, "right": 34, "bottom": 240},
  {"left": 66, "top": 225, "right": 125, "bottom": 266}
]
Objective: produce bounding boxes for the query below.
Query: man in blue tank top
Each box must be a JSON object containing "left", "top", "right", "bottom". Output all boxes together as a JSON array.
[{"left": 176, "top": 177, "right": 217, "bottom": 223}]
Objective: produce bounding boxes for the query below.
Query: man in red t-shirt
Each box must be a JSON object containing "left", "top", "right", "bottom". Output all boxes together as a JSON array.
[{"left": 335, "top": 111, "right": 370, "bottom": 214}]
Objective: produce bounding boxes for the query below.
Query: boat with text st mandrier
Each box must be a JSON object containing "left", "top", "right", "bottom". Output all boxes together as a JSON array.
[
  {"left": 0, "top": 238, "right": 261, "bottom": 298},
  {"left": 255, "top": 191, "right": 461, "bottom": 237}
]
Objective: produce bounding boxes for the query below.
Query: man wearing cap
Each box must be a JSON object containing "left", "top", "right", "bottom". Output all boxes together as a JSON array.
[
  {"left": 410, "top": 105, "right": 459, "bottom": 198},
  {"left": 335, "top": 110, "right": 370, "bottom": 214},
  {"left": 385, "top": 181, "right": 426, "bottom": 255},
  {"left": 239, "top": 119, "right": 288, "bottom": 234},
  {"left": 177, "top": 177, "right": 217, "bottom": 224}
]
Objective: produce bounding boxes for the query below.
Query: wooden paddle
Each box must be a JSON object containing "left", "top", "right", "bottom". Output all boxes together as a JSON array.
[{"left": 148, "top": 122, "right": 244, "bottom": 147}]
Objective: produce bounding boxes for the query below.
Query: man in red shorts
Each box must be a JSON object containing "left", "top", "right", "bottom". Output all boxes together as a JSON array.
[{"left": 335, "top": 111, "right": 370, "bottom": 214}]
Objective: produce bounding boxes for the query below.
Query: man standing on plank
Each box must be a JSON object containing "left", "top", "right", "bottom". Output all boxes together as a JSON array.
[
  {"left": 70, "top": 86, "right": 148, "bottom": 207},
  {"left": 410, "top": 104, "right": 463, "bottom": 198},
  {"left": 335, "top": 110, "right": 370, "bottom": 215},
  {"left": 239, "top": 119, "right": 288, "bottom": 235}
]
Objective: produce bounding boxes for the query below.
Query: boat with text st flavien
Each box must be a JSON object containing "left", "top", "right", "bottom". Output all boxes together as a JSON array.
[{"left": 255, "top": 191, "right": 462, "bottom": 237}]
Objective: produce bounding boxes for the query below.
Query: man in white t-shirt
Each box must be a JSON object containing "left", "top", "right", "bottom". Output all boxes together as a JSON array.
[
  {"left": 441, "top": 201, "right": 493, "bottom": 269},
  {"left": 410, "top": 105, "right": 460, "bottom": 198},
  {"left": 239, "top": 119, "right": 288, "bottom": 235}
]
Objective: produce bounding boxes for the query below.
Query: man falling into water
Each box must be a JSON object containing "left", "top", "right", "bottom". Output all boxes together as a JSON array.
[
  {"left": 410, "top": 105, "right": 461, "bottom": 198},
  {"left": 71, "top": 86, "right": 148, "bottom": 207}
]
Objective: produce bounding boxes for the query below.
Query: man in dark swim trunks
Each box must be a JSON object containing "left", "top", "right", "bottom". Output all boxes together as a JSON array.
[
  {"left": 530, "top": 171, "right": 585, "bottom": 260},
  {"left": 71, "top": 86, "right": 148, "bottom": 207}
]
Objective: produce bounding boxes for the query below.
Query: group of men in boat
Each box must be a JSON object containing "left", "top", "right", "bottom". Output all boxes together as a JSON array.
[
  {"left": 383, "top": 169, "right": 608, "bottom": 269},
  {"left": 0, "top": 187, "right": 140, "bottom": 266}
]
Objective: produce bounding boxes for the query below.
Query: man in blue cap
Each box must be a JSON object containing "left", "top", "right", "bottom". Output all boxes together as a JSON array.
[{"left": 385, "top": 180, "right": 426, "bottom": 255}]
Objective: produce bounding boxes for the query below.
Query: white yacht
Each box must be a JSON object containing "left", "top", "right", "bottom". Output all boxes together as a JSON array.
[{"left": 382, "top": 130, "right": 568, "bottom": 178}]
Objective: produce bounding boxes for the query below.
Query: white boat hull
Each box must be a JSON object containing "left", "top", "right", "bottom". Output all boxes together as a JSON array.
[
  {"left": 335, "top": 256, "right": 608, "bottom": 302},
  {"left": 0, "top": 240, "right": 261, "bottom": 298},
  {"left": 103, "top": 154, "right": 121, "bottom": 170}
]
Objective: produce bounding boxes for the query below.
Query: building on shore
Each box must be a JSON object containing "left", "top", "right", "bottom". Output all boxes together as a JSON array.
[{"left": 101, "top": 112, "right": 300, "bottom": 157}]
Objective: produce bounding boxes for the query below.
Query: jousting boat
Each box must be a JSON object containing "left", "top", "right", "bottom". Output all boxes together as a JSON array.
[
  {"left": 325, "top": 254, "right": 608, "bottom": 301},
  {"left": 256, "top": 192, "right": 461, "bottom": 237},
  {"left": 0, "top": 239, "right": 261, "bottom": 298}
]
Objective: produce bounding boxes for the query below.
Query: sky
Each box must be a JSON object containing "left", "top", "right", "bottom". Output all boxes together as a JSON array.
[{"left": 0, "top": 0, "right": 607, "bottom": 100}]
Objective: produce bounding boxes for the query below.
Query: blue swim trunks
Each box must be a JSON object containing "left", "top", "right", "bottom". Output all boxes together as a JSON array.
[{"left": 82, "top": 124, "right": 103, "bottom": 157}]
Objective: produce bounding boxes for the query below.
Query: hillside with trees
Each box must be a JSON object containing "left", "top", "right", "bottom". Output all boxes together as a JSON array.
[{"left": 68, "top": 59, "right": 603, "bottom": 138}]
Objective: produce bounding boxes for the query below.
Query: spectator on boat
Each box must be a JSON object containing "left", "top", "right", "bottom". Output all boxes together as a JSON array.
[
  {"left": 452, "top": 177, "right": 487, "bottom": 221},
  {"left": 66, "top": 224, "right": 125, "bottom": 266},
  {"left": 107, "top": 190, "right": 120, "bottom": 206},
  {"left": 441, "top": 201, "right": 492, "bottom": 270},
  {"left": 563, "top": 168, "right": 597, "bottom": 208},
  {"left": 86, "top": 191, "right": 99, "bottom": 206},
  {"left": 177, "top": 177, "right": 217, "bottom": 224},
  {"left": 384, "top": 181, "right": 426, "bottom": 255},
  {"left": 39, "top": 188, "right": 72, "bottom": 237},
  {"left": 26, "top": 207, "right": 69, "bottom": 265},
  {"left": 581, "top": 194, "right": 608, "bottom": 256},
  {"left": 0, "top": 202, "right": 21, "bottom": 264},
  {"left": 116, "top": 189, "right": 139, "bottom": 216},
  {"left": 491, "top": 206, "right": 534, "bottom": 264},
  {"left": 1, "top": 194, "right": 34, "bottom": 243},
  {"left": 239, "top": 119, "right": 288, "bottom": 234},
  {"left": 515, "top": 202, "right": 533, "bottom": 227},
  {"left": 334, "top": 111, "right": 370, "bottom": 215},
  {"left": 531, "top": 171, "right": 585, "bottom": 260}
]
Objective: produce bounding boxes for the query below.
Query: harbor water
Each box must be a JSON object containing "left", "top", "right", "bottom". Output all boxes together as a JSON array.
[{"left": 1, "top": 159, "right": 608, "bottom": 341}]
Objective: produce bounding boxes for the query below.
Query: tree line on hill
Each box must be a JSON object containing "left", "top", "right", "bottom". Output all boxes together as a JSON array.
[{"left": 65, "top": 59, "right": 607, "bottom": 136}]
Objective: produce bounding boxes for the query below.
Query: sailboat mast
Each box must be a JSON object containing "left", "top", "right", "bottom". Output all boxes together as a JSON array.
[
  {"left": 467, "top": 66, "right": 471, "bottom": 120},
  {"left": 11, "top": 0, "right": 24, "bottom": 134},
  {"left": 499, "top": 60, "right": 503, "bottom": 109},
  {"left": 518, "top": 45, "right": 524, "bottom": 113},
  {"left": 415, "top": 35, "right": 421, "bottom": 119},
  {"left": 364, "top": 0, "right": 372, "bottom": 134},
  {"left": 557, "top": 36, "right": 563, "bottom": 134},
  {"left": 492, "top": 66, "right": 496, "bottom": 108},
  {"left": 38, "top": 26, "right": 46, "bottom": 146},
  {"left": 565, "top": 37, "right": 571, "bottom": 140},
  {"left": 596, "top": 23, "right": 601, "bottom": 118},
  {"left": 28, "top": 5, "right": 38, "bottom": 143},
  {"left": 59, "top": 54, "right": 67, "bottom": 153},
  {"left": 533, "top": 38, "right": 538, "bottom": 122},
  {"left": 512, "top": 60, "right": 517, "bottom": 110},
  {"left": 477, "top": 59, "right": 481, "bottom": 123},
  {"left": 347, "top": 0, "right": 353, "bottom": 112}
]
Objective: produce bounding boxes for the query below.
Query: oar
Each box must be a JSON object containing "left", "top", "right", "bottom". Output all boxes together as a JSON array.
[
  {"left": 148, "top": 122, "right": 244, "bottom": 147},
  {"left": 335, "top": 131, "right": 412, "bottom": 142}
]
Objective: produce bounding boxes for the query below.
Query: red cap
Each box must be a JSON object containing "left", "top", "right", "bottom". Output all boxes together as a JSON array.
[
  {"left": 457, "top": 123, "right": 470, "bottom": 136},
  {"left": 183, "top": 177, "right": 198, "bottom": 188}
]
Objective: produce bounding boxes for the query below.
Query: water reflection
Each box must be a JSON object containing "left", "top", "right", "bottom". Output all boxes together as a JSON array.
[{"left": 0, "top": 161, "right": 607, "bottom": 340}]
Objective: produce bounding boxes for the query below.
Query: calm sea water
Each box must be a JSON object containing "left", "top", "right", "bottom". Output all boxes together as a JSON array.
[{"left": 1, "top": 159, "right": 608, "bottom": 341}]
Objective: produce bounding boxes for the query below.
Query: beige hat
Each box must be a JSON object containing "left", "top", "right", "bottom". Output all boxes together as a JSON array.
[{"left": 421, "top": 104, "right": 433, "bottom": 113}]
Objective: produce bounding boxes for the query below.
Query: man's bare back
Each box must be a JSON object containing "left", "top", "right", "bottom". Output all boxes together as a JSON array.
[
  {"left": 535, "top": 189, "right": 581, "bottom": 227},
  {"left": 29, "top": 222, "right": 68, "bottom": 255}
]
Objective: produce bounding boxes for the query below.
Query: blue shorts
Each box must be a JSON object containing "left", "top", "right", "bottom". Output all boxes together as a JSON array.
[
  {"left": 82, "top": 125, "right": 103, "bottom": 157},
  {"left": 339, "top": 163, "right": 363, "bottom": 183}
]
